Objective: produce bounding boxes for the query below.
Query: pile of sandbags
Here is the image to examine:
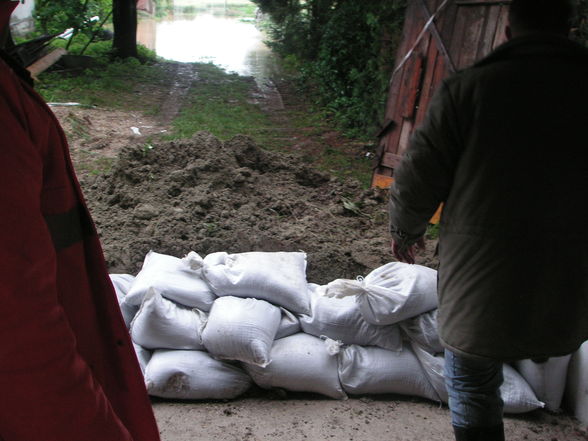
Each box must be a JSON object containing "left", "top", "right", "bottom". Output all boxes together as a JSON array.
[{"left": 111, "top": 250, "right": 569, "bottom": 413}]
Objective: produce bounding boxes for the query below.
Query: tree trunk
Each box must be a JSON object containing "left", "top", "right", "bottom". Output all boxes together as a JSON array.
[
  {"left": 0, "top": 25, "right": 15, "bottom": 52},
  {"left": 112, "top": 0, "right": 138, "bottom": 58}
]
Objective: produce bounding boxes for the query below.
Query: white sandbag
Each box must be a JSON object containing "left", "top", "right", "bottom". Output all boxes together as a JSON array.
[
  {"left": 145, "top": 349, "right": 251, "bottom": 400},
  {"left": 338, "top": 344, "right": 439, "bottom": 401},
  {"left": 110, "top": 273, "right": 135, "bottom": 300},
  {"left": 110, "top": 274, "right": 139, "bottom": 329},
  {"left": 412, "top": 344, "right": 544, "bottom": 414},
  {"left": 300, "top": 284, "right": 402, "bottom": 351},
  {"left": 202, "top": 251, "right": 310, "bottom": 314},
  {"left": 400, "top": 309, "right": 444, "bottom": 354},
  {"left": 133, "top": 343, "right": 152, "bottom": 375},
  {"left": 275, "top": 308, "right": 301, "bottom": 339},
  {"left": 243, "top": 333, "right": 347, "bottom": 399},
  {"left": 125, "top": 251, "right": 216, "bottom": 311},
  {"left": 130, "top": 288, "right": 206, "bottom": 350},
  {"left": 201, "top": 296, "right": 281, "bottom": 367},
  {"left": 323, "top": 262, "right": 437, "bottom": 325},
  {"left": 514, "top": 355, "right": 572, "bottom": 412}
]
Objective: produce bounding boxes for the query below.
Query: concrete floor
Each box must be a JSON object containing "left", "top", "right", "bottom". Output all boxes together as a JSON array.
[{"left": 153, "top": 394, "right": 588, "bottom": 441}]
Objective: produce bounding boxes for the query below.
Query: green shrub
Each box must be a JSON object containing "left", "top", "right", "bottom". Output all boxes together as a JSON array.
[{"left": 253, "top": 0, "right": 406, "bottom": 138}]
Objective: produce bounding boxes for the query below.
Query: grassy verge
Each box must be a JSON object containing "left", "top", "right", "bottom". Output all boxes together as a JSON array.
[
  {"left": 36, "top": 39, "right": 373, "bottom": 187},
  {"left": 36, "top": 40, "right": 168, "bottom": 110},
  {"left": 169, "top": 63, "right": 271, "bottom": 141}
]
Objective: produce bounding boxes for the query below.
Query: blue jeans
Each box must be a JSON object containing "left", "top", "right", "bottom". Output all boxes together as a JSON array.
[{"left": 444, "top": 349, "right": 504, "bottom": 429}]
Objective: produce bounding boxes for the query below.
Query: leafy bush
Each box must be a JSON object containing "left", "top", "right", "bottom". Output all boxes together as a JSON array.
[
  {"left": 35, "top": 0, "right": 111, "bottom": 36},
  {"left": 254, "top": 0, "right": 406, "bottom": 138}
]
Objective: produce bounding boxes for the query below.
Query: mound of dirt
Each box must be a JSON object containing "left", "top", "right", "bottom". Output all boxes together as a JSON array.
[{"left": 81, "top": 131, "right": 436, "bottom": 284}]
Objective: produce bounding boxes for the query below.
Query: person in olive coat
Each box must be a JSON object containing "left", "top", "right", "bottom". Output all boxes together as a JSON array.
[{"left": 389, "top": 0, "right": 588, "bottom": 440}]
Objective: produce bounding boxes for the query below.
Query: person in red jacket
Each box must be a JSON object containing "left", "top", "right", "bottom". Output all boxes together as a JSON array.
[{"left": 0, "top": 2, "right": 161, "bottom": 440}]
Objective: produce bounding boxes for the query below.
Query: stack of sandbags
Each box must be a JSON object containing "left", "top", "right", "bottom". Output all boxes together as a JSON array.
[
  {"left": 514, "top": 356, "right": 572, "bottom": 412},
  {"left": 411, "top": 343, "right": 545, "bottom": 413},
  {"left": 110, "top": 251, "right": 551, "bottom": 414}
]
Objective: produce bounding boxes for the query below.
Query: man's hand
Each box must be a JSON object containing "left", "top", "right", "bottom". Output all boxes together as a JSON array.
[{"left": 392, "top": 237, "right": 426, "bottom": 264}]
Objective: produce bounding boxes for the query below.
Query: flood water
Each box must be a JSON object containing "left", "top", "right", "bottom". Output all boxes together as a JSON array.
[{"left": 137, "top": 2, "right": 278, "bottom": 83}]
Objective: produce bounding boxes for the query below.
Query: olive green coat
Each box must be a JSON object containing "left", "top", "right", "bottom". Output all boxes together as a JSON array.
[{"left": 389, "top": 34, "right": 588, "bottom": 360}]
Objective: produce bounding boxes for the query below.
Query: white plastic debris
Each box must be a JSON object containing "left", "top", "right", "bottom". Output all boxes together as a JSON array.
[{"left": 145, "top": 349, "right": 251, "bottom": 400}]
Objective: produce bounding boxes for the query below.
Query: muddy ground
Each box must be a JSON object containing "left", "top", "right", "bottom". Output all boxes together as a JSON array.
[{"left": 52, "top": 62, "right": 588, "bottom": 441}]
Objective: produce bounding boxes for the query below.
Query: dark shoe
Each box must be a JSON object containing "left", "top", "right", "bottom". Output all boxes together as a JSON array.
[{"left": 453, "top": 424, "right": 505, "bottom": 441}]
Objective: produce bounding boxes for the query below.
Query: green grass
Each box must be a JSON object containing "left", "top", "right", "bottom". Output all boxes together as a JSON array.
[
  {"left": 320, "top": 147, "right": 372, "bottom": 189},
  {"left": 73, "top": 150, "right": 116, "bottom": 176},
  {"left": 169, "top": 63, "right": 271, "bottom": 141},
  {"left": 36, "top": 40, "right": 166, "bottom": 109}
]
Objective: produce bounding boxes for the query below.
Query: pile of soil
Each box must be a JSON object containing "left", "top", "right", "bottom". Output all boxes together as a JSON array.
[{"left": 81, "top": 131, "right": 436, "bottom": 284}]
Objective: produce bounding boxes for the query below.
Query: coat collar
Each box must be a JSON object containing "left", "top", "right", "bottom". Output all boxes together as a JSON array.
[
  {"left": 474, "top": 33, "right": 588, "bottom": 68},
  {"left": 0, "top": 1, "right": 18, "bottom": 33}
]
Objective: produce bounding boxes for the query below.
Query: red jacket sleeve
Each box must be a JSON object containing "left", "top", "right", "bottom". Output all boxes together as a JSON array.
[{"left": 0, "top": 74, "right": 134, "bottom": 441}]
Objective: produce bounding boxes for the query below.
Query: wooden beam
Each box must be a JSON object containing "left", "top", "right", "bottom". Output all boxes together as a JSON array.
[
  {"left": 417, "top": 0, "right": 457, "bottom": 73},
  {"left": 456, "top": 1, "right": 512, "bottom": 5},
  {"left": 26, "top": 48, "right": 67, "bottom": 79}
]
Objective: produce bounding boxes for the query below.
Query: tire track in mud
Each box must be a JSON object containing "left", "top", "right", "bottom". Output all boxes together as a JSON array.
[{"left": 157, "top": 62, "right": 198, "bottom": 128}]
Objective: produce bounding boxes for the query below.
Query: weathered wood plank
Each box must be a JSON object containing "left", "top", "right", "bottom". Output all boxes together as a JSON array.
[
  {"left": 492, "top": 4, "right": 510, "bottom": 48},
  {"left": 381, "top": 152, "right": 404, "bottom": 169},
  {"left": 456, "top": 4, "right": 486, "bottom": 68},
  {"left": 415, "top": 42, "right": 440, "bottom": 127},
  {"left": 402, "top": 54, "right": 425, "bottom": 119},
  {"left": 477, "top": 4, "right": 502, "bottom": 59},
  {"left": 26, "top": 48, "right": 67, "bottom": 79},
  {"left": 456, "top": 0, "right": 512, "bottom": 5},
  {"left": 397, "top": 118, "right": 414, "bottom": 156}
]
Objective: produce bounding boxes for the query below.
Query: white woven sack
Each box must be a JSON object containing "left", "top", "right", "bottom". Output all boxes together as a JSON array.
[
  {"left": 130, "top": 288, "right": 206, "bottom": 350},
  {"left": 202, "top": 251, "right": 310, "bottom": 314},
  {"left": 133, "top": 343, "right": 152, "bottom": 375},
  {"left": 110, "top": 273, "right": 135, "bottom": 300},
  {"left": 275, "top": 308, "right": 301, "bottom": 339},
  {"left": 514, "top": 355, "right": 572, "bottom": 411},
  {"left": 300, "top": 284, "right": 402, "bottom": 351},
  {"left": 125, "top": 251, "right": 216, "bottom": 311},
  {"left": 110, "top": 274, "right": 140, "bottom": 329},
  {"left": 323, "top": 262, "right": 437, "bottom": 325},
  {"left": 400, "top": 309, "right": 444, "bottom": 354},
  {"left": 201, "top": 296, "right": 281, "bottom": 367},
  {"left": 243, "top": 333, "right": 347, "bottom": 399},
  {"left": 338, "top": 344, "right": 439, "bottom": 401},
  {"left": 145, "top": 349, "right": 251, "bottom": 400},
  {"left": 412, "top": 344, "right": 544, "bottom": 414}
]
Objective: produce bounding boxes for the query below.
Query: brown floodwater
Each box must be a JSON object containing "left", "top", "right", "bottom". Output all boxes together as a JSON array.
[{"left": 137, "top": 6, "right": 278, "bottom": 82}]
